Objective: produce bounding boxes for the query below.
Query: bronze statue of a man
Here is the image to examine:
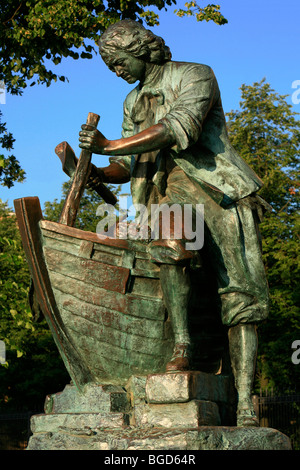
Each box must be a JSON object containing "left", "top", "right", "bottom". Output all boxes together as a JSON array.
[{"left": 79, "top": 19, "right": 269, "bottom": 427}]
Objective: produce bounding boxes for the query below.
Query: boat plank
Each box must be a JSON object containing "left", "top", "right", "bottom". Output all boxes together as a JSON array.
[
  {"left": 64, "top": 314, "right": 167, "bottom": 357},
  {"left": 132, "top": 250, "right": 152, "bottom": 260},
  {"left": 129, "top": 276, "right": 163, "bottom": 299},
  {"left": 41, "top": 227, "right": 82, "bottom": 246},
  {"left": 91, "top": 250, "right": 124, "bottom": 267},
  {"left": 86, "top": 240, "right": 128, "bottom": 257},
  {"left": 41, "top": 220, "right": 155, "bottom": 262},
  {"left": 134, "top": 258, "right": 160, "bottom": 272},
  {"left": 44, "top": 247, "right": 130, "bottom": 294},
  {"left": 54, "top": 291, "right": 165, "bottom": 339},
  {"left": 67, "top": 330, "right": 168, "bottom": 372},
  {"left": 43, "top": 233, "right": 129, "bottom": 268},
  {"left": 49, "top": 272, "right": 166, "bottom": 321},
  {"left": 130, "top": 268, "right": 160, "bottom": 279},
  {"left": 41, "top": 227, "right": 127, "bottom": 258},
  {"left": 40, "top": 219, "right": 129, "bottom": 250},
  {"left": 42, "top": 233, "right": 81, "bottom": 257}
]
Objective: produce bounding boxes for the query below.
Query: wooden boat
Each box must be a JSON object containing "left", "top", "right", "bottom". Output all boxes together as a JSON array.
[{"left": 14, "top": 114, "right": 227, "bottom": 390}]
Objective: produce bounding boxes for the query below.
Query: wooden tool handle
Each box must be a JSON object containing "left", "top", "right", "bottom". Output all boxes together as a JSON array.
[
  {"left": 55, "top": 141, "right": 117, "bottom": 206},
  {"left": 59, "top": 112, "right": 100, "bottom": 226},
  {"left": 86, "top": 112, "right": 100, "bottom": 128}
]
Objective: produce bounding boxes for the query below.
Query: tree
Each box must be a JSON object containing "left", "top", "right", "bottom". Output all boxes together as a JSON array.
[
  {"left": 0, "top": 199, "right": 32, "bottom": 359},
  {"left": 0, "top": 199, "right": 70, "bottom": 409},
  {"left": 0, "top": 1, "right": 227, "bottom": 187},
  {"left": 0, "top": 110, "right": 25, "bottom": 188},
  {"left": 226, "top": 79, "right": 300, "bottom": 392}
]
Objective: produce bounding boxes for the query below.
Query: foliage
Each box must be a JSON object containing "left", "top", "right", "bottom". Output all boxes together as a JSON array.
[
  {"left": 175, "top": 2, "right": 227, "bottom": 25},
  {"left": 226, "top": 79, "right": 300, "bottom": 392},
  {"left": 0, "top": 200, "right": 32, "bottom": 359},
  {"left": 0, "top": 199, "right": 69, "bottom": 409},
  {"left": 0, "top": 0, "right": 227, "bottom": 188},
  {"left": 0, "top": 110, "right": 25, "bottom": 188},
  {"left": 226, "top": 79, "right": 299, "bottom": 214},
  {"left": 0, "top": 329, "right": 70, "bottom": 410},
  {"left": 0, "top": 1, "right": 226, "bottom": 95}
]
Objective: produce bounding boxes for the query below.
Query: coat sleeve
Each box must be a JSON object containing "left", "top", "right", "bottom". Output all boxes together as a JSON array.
[{"left": 159, "top": 65, "right": 220, "bottom": 153}]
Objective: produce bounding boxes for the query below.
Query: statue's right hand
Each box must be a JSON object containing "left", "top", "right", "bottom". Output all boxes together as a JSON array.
[{"left": 79, "top": 125, "right": 109, "bottom": 154}]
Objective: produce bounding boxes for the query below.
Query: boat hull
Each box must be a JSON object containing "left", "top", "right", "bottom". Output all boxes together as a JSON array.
[{"left": 14, "top": 197, "right": 226, "bottom": 388}]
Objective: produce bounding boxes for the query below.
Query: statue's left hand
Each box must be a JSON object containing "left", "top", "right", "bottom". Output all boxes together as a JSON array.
[{"left": 79, "top": 124, "right": 109, "bottom": 154}]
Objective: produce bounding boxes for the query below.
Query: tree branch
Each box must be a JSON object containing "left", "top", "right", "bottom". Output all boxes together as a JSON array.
[{"left": 2, "top": 2, "right": 23, "bottom": 25}]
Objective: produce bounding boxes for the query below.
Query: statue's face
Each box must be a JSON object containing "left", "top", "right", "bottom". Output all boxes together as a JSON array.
[{"left": 106, "top": 51, "right": 146, "bottom": 84}]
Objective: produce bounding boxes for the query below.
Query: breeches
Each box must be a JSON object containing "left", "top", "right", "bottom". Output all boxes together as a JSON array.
[{"left": 149, "top": 166, "right": 269, "bottom": 327}]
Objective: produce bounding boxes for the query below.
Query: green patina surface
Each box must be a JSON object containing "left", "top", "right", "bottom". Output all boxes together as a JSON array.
[{"left": 27, "top": 374, "right": 291, "bottom": 450}]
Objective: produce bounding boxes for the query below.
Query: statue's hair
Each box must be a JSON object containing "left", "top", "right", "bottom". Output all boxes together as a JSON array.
[{"left": 98, "top": 19, "right": 172, "bottom": 65}]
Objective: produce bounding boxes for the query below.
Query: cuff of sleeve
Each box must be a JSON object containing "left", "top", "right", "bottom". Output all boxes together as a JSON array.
[
  {"left": 109, "top": 155, "right": 132, "bottom": 172},
  {"left": 159, "top": 112, "right": 202, "bottom": 153}
]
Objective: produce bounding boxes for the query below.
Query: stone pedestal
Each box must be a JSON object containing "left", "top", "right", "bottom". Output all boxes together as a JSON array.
[{"left": 27, "top": 372, "right": 292, "bottom": 451}]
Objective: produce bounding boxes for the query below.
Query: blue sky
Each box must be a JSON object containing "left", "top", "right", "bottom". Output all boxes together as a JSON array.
[{"left": 1, "top": 0, "right": 299, "bottom": 212}]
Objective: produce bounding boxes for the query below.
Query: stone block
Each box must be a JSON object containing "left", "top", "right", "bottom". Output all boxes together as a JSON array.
[
  {"left": 126, "top": 375, "right": 147, "bottom": 407},
  {"left": 186, "top": 426, "right": 293, "bottom": 450},
  {"left": 146, "top": 372, "right": 193, "bottom": 403},
  {"left": 27, "top": 426, "right": 292, "bottom": 451},
  {"left": 133, "top": 400, "right": 221, "bottom": 428},
  {"left": 145, "top": 371, "right": 234, "bottom": 404},
  {"left": 31, "top": 411, "right": 129, "bottom": 434},
  {"left": 44, "top": 383, "right": 129, "bottom": 414},
  {"left": 26, "top": 375, "right": 292, "bottom": 451}
]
